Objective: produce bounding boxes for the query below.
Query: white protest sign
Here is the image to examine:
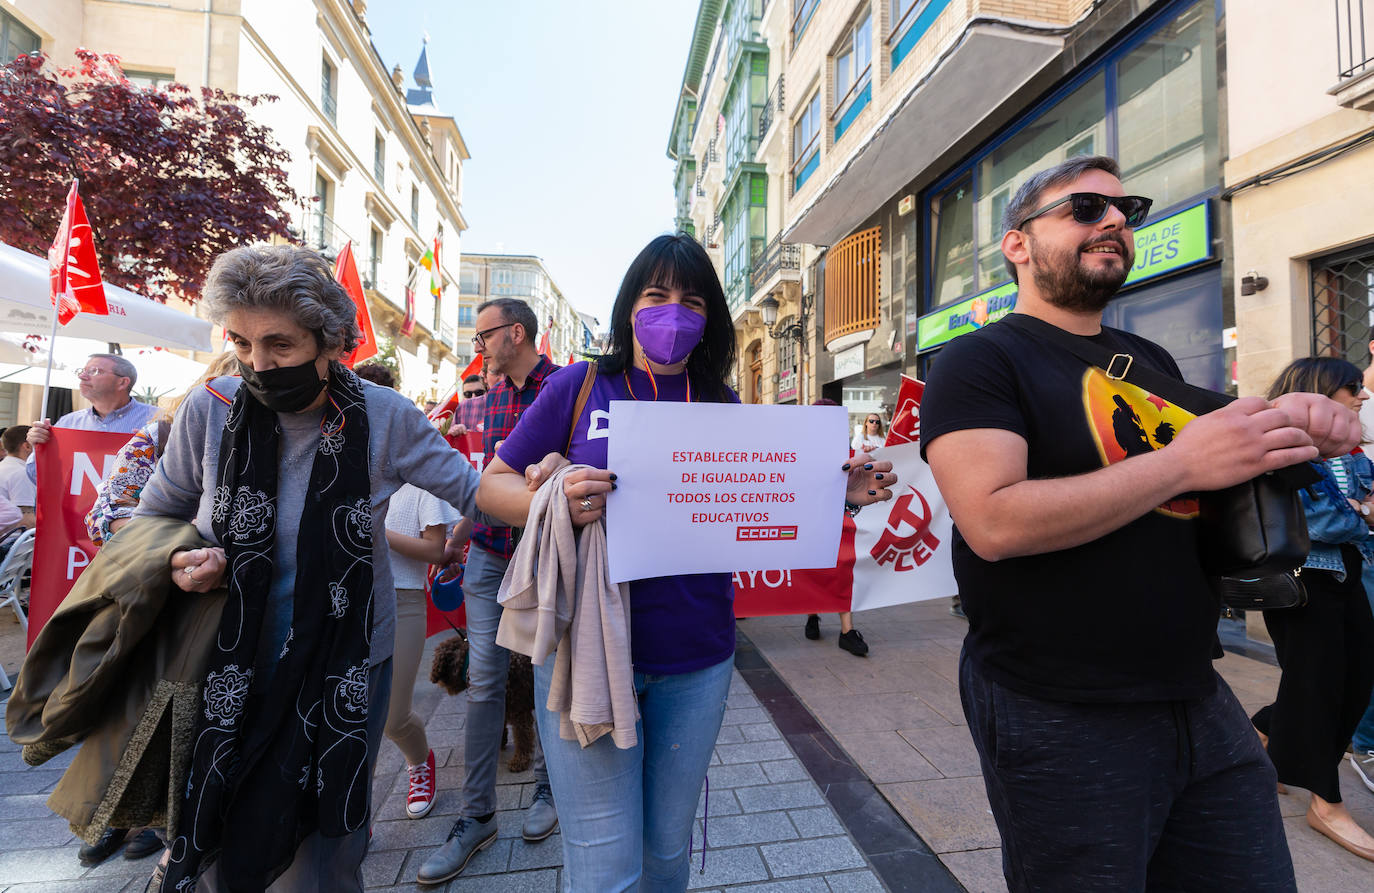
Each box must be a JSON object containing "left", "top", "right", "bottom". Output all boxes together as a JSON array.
[{"left": 606, "top": 401, "right": 848, "bottom": 583}]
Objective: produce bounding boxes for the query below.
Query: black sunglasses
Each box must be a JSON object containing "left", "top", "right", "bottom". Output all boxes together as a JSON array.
[
  {"left": 1341, "top": 381, "right": 1364, "bottom": 397},
  {"left": 463, "top": 388, "right": 486, "bottom": 398},
  {"left": 1017, "top": 192, "right": 1153, "bottom": 230}
]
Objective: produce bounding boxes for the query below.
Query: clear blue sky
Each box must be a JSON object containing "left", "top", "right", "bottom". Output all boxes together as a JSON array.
[{"left": 370, "top": 0, "right": 700, "bottom": 325}]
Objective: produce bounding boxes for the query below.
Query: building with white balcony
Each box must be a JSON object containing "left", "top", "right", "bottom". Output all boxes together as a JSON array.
[
  {"left": 4, "top": 0, "right": 470, "bottom": 404},
  {"left": 457, "top": 254, "right": 591, "bottom": 367}
]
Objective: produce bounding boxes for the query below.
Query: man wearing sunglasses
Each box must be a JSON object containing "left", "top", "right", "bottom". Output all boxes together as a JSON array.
[
  {"left": 921, "top": 156, "right": 1359, "bottom": 891},
  {"left": 453, "top": 373, "right": 488, "bottom": 437}
]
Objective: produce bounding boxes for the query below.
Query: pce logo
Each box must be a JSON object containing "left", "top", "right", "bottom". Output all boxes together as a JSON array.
[
  {"left": 870, "top": 486, "right": 940, "bottom": 571},
  {"left": 736, "top": 525, "right": 798, "bottom": 541}
]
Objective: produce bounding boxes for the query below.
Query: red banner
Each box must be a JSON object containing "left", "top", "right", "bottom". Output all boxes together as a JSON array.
[
  {"left": 30, "top": 430, "right": 133, "bottom": 646},
  {"left": 732, "top": 515, "right": 857, "bottom": 616}
]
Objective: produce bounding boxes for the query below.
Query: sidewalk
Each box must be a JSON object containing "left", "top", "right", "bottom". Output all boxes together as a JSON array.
[
  {"left": 0, "top": 621, "right": 887, "bottom": 892},
  {"left": 737, "top": 602, "right": 1374, "bottom": 893}
]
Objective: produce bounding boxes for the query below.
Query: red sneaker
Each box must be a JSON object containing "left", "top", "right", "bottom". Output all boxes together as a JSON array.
[{"left": 406, "top": 749, "right": 436, "bottom": 819}]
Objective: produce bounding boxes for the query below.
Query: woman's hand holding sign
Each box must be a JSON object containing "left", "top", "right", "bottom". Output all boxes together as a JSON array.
[{"left": 844, "top": 451, "right": 896, "bottom": 508}]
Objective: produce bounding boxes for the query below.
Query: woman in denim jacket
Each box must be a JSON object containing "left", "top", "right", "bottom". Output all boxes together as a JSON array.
[{"left": 1254, "top": 357, "right": 1374, "bottom": 862}]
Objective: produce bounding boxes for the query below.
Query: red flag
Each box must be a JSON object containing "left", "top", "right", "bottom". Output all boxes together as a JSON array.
[
  {"left": 48, "top": 180, "right": 108, "bottom": 326},
  {"left": 538, "top": 330, "right": 551, "bottom": 359},
  {"left": 402, "top": 284, "right": 417, "bottom": 337},
  {"left": 334, "top": 242, "right": 378, "bottom": 366},
  {"left": 885, "top": 375, "right": 925, "bottom": 447},
  {"left": 459, "top": 354, "right": 483, "bottom": 382},
  {"left": 567, "top": 352, "right": 576, "bottom": 366}
]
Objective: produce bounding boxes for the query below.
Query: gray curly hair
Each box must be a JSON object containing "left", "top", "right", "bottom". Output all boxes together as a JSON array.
[{"left": 202, "top": 245, "right": 362, "bottom": 354}]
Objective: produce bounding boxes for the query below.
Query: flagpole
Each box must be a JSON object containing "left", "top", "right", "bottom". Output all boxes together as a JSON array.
[{"left": 38, "top": 296, "right": 60, "bottom": 423}]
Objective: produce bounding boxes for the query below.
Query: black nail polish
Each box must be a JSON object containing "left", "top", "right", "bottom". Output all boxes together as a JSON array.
[
  {"left": 875, "top": 473, "right": 884, "bottom": 480},
  {"left": 841, "top": 463, "right": 851, "bottom": 471},
  {"left": 609, "top": 473, "right": 618, "bottom": 481},
  {"left": 611, "top": 482, "right": 618, "bottom": 490},
  {"left": 868, "top": 489, "right": 877, "bottom": 496},
  {"left": 864, "top": 463, "right": 874, "bottom": 471}
]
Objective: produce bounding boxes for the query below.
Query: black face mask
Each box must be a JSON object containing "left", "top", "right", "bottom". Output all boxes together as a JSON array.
[{"left": 238, "top": 358, "right": 327, "bottom": 412}]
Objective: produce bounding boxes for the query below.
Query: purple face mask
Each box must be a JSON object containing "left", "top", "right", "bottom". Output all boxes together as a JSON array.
[{"left": 634, "top": 303, "right": 707, "bottom": 365}]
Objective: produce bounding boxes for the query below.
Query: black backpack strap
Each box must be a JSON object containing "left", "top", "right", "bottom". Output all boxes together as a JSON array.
[{"left": 997, "top": 314, "right": 1319, "bottom": 489}]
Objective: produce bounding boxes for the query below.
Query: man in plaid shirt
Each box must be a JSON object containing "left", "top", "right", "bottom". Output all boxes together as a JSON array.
[{"left": 419, "top": 297, "right": 560, "bottom": 884}]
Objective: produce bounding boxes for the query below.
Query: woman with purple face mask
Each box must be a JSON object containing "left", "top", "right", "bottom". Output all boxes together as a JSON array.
[{"left": 475, "top": 234, "right": 894, "bottom": 891}]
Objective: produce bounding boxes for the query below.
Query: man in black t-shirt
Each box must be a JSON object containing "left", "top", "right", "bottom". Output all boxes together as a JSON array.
[{"left": 921, "top": 156, "right": 1360, "bottom": 892}]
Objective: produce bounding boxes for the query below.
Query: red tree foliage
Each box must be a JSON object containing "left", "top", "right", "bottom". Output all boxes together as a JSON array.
[{"left": 0, "top": 49, "right": 300, "bottom": 301}]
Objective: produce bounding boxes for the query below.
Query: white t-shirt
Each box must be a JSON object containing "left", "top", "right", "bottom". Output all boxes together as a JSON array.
[
  {"left": 851, "top": 432, "right": 884, "bottom": 452},
  {"left": 0, "top": 455, "right": 36, "bottom": 509},
  {"left": 385, "top": 483, "right": 461, "bottom": 591}
]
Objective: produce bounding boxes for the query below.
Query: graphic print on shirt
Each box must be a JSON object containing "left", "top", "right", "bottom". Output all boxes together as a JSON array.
[{"left": 1080, "top": 367, "right": 1198, "bottom": 518}]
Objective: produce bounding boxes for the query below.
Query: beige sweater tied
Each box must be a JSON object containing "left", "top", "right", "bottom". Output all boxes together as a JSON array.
[{"left": 496, "top": 463, "right": 638, "bottom": 749}]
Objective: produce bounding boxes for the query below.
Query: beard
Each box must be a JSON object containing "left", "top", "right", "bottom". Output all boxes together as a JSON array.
[{"left": 1028, "top": 233, "right": 1133, "bottom": 313}]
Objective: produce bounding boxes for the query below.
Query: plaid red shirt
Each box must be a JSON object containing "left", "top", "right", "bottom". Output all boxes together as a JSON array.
[{"left": 471, "top": 355, "right": 560, "bottom": 558}]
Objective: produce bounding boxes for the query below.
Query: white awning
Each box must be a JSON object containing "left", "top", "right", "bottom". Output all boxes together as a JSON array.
[{"left": 0, "top": 242, "right": 215, "bottom": 351}]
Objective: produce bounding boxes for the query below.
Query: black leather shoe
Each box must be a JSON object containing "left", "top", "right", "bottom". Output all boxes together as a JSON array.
[
  {"left": 838, "top": 629, "right": 869, "bottom": 657},
  {"left": 78, "top": 827, "right": 128, "bottom": 866},
  {"left": 124, "top": 829, "right": 164, "bottom": 860},
  {"left": 804, "top": 614, "right": 820, "bottom": 640}
]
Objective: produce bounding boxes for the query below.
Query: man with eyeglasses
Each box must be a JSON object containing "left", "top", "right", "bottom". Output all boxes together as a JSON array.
[
  {"left": 24, "top": 353, "right": 160, "bottom": 487},
  {"left": 418, "top": 297, "right": 558, "bottom": 883},
  {"left": 452, "top": 373, "right": 488, "bottom": 436},
  {"left": 920, "top": 156, "right": 1359, "bottom": 891}
]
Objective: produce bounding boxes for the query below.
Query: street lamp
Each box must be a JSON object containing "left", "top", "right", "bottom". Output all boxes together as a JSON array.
[{"left": 757, "top": 294, "right": 811, "bottom": 403}]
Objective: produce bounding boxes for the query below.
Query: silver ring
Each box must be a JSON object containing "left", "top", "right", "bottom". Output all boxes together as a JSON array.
[
  {"left": 580, "top": 497, "right": 593, "bottom": 512},
  {"left": 184, "top": 567, "right": 195, "bottom": 579}
]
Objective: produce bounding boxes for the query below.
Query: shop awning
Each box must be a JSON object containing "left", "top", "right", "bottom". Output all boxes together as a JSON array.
[
  {"left": 0, "top": 242, "right": 215, "bottom": 351},
  {"left": 783, "top": 24, "right": 1064, "bottom": 248}
]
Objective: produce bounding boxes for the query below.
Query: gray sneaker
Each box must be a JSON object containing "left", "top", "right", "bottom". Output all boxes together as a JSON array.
[
  {"left": 416, "top": 815, "right": 498, "bottom": 885},
  {"left": 522, "top": 782, "right": 559, "bottom": 841},
  {"left": 1352, "top": 750, "right": 1374, "bottom": 794}
]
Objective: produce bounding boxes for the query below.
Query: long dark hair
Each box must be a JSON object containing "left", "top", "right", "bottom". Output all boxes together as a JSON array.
[
  {"left": 597, "top": 234, "right": 736, "bottom": 402},
  {"left": 1265, "top": 356, "right": 1364, "bottom": 401}
]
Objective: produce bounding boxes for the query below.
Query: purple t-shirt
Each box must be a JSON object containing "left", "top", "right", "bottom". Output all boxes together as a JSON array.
[{"left": 498, "top": 362, "right": 737, "bottom": 675}]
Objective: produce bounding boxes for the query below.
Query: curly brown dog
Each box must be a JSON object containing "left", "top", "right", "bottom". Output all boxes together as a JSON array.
[{"left": 430, "top": 631, "right": 537, "bottom": 773}]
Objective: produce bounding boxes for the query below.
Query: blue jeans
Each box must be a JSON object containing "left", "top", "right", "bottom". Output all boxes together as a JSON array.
[
  {"left": 461, "top": 547, "right": 547, "bottom": 817},
  {"left": 533, "top": 652, "right": 733, "bottom": 893}
]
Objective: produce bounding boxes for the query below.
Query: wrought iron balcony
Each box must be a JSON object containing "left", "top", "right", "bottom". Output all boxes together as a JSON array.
[
  {"left": 308, "top": 213, "right": 353, "bottom": 260},
  {"left": 1337, "top": 0, "right": 1373, "bottom": 79},
  {"left": 758, "top": 75, "right": 784, "bottom": 139},
  {"left": 750, "top": 233, "right": 801, "bottom": 291}
]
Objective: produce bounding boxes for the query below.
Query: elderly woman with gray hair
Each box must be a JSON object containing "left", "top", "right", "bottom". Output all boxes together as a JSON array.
[{"left": 130, "top": 244, "right": 550, "bottom": 892}]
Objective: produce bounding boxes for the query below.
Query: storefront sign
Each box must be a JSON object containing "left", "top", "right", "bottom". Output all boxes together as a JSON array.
[
  {"left": 915, "top": 201, "right": 1213, "bottom": 352},
  {"left": 777, "top": 368, "right": 797, "bottom": 403},
  {"left": 833, "top": 343, "right": 865, "bottom": 379}
]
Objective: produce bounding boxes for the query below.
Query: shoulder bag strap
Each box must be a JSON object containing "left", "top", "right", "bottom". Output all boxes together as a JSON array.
[
  {"left": 565, "top": 361, "right": 599, "bottom": 456},
  {"left": 997, "top": 314, "right": 1319, "bottom": 488}
]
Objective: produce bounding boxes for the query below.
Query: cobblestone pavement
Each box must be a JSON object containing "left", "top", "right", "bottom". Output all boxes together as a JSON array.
[
  {"left": 0, "top": 620, "right": 889, "bottom": 892},
  {"left": 737, "top": 604, "right": 1374, "bottom": 893}
]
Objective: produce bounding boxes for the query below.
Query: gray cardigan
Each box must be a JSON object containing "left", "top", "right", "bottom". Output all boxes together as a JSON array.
[{"left": 135, "top": 376, "right": 486, "bottom": 666}]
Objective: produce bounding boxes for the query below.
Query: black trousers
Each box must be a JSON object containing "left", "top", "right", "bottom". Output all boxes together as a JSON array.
[
  {"left": 961, "top": 651, "right": 1295, "bottom": 893},
  {"left": 1253, "top": 547, "right": 1374, "bottom": 803}
]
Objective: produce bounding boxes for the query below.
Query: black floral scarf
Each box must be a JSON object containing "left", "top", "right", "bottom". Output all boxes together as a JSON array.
[{"left": 164, "top": 361, "right": 374, "bottom": 892}]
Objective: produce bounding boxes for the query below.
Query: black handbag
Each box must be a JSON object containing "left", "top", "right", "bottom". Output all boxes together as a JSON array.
[{"left": 1001, "top": 314, "right": 1315, "bottom": 610}]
